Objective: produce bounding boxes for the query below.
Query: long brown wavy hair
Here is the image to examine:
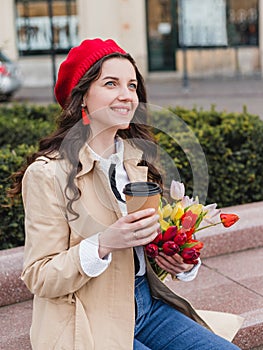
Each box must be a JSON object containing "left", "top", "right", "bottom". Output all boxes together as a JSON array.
[{"left": 8, "top": 53, "right": 162, "bottom": 218}]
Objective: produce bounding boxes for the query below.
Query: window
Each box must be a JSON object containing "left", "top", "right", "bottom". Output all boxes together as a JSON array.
[
  {"left": 178, "top": 0, "right": 228, "bottom": 47},
  {"left": 177, "top": 0, "right": 259, "bottom": 48},
  {"left": 227, "top": 0, "right": 258, "bottom": 46},
  {"left": 15, "top": 0, "right": 78, "bottom": 55}
]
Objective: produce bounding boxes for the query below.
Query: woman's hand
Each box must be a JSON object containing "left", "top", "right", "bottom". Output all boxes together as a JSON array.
[
  {"left": 98, "top": 208, "right": 160, "bottom": 258},
  {"left": 155, "top": 252, "right": 194, "bottom": 276}
]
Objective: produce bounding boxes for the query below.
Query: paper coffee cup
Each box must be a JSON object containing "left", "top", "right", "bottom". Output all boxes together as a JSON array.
[{"left": 123, "top": 182, "right": 162, "bottom": 214}]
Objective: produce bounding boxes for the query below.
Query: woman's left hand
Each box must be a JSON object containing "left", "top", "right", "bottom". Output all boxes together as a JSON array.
[{"left": 155, "top": 252, "right": 194, "bottom": 276}]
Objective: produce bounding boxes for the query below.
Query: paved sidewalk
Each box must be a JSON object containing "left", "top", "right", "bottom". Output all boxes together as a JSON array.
[
  {"left": 10, "top": 75, "right": 263, "bottom": 119},
  {"left": 146, "top": 75, "right": 263, "bottom": 119}
]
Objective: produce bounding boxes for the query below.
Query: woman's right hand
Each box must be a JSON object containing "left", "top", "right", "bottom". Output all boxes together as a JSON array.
[{"left": 98, "top": 208, "right": 160, "bottom": 258}]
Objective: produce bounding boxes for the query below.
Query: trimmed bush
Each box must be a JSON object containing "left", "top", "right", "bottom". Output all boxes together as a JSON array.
[
  {"left": 0, "top": 104, "right": 59, "bottom": 249},
  {"left": 0, "top": 144, "right": 37, "bottom": 249},
  {"left": 151, "top": 106, "right": 263, "bottom": 207},
  {"left": 0, "top": 104, "right": 58, "bottom": 147}
]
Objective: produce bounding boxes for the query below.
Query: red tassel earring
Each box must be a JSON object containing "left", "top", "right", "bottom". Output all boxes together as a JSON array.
[{"left": 81, "top": 104, "right": 90, "bottom": 125}]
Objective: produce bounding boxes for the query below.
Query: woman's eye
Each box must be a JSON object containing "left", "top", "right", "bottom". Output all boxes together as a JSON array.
[
  {"left": 129, "top": 83, "right": 137, "bottom": 89},
  {"left": 105, "top": 81, "right": 115, "bottom": 87}
]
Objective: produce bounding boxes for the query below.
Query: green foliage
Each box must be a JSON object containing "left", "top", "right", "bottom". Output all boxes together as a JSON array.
[
  {"left": 0, "top": 103, "right": 60, "bottom": 250},
  {"left": 0, "top": 144, "right": 37, "bottom": 249},
  {"left": 150, "top": 106, "right": 263, "bottom": 207},
  {"left": 0, "top": 104, "right": 58, "bottom": 147}
]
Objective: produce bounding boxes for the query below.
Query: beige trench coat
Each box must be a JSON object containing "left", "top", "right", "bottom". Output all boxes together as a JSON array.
[{"left": 21, "top": 140, "right": 243, "bottom": 350}]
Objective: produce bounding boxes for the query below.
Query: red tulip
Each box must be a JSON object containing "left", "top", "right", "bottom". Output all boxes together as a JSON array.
[
  {"left": 183, "top": 227, "right": 196, "bottom": 239},
  {"left": 183, "top": 258, "right": 199, "bottom": 265},
  {"left": 145, "top": 243, "right": 159, "bottom": 258},
  {"left": 162, "top": 241, "right": 180, "bottom": 256},
  {"left": 152, "top": 231, "right": 163, "bottom": 245},
  {"left": 181, "top": 247, "right": 200, "bottom": 263},
  {"left": 163, "top": 226, "right": 178, "bottom": 241},
  {"left": 220, "top": 213, "right": 239, "bottom": 228},
  {"left": 181, "top": 211, "right": 198, "bottom": 230},
  {"left": 187, "top": 239, "right": 204, "bottom": 251},
  {"left": 174, "top": 232, "right": 187, "bottom": 246}
]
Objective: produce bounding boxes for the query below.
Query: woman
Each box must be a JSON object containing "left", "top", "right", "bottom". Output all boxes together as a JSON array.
[{"left": 9, "top": 38, "right": 241, "bottom": 349}]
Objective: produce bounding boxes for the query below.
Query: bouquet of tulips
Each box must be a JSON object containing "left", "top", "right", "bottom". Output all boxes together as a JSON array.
[{"left": 145, "top": 180, "right": 239, "bottom": 280}]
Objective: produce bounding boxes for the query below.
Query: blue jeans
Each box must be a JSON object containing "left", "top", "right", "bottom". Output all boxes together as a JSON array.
[{"left": 134, "top": 275, "right": 240, "bottom": 350}]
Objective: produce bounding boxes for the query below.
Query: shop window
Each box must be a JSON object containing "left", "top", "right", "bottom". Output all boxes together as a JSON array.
[
  {"left": 173, "top": 0, "right": 258, "bottom": 48},
  {"left": 15, "top": 0, "right": 78, "bottom": 55},
  {"left": 227, "top": 0, "right": 258, "bottom": 46}
]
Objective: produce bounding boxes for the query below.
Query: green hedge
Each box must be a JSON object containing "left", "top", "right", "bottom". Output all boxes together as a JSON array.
[
  {"left": 0, "top": 104, "right": 59, "bottom": 249},
  {"left": 1, "top": 103, "right": 263, "bottom": 249},
  {"left": 0, "top": 104, "right": 58, "bottom": 147},
  {"left": 151, "top": 105, "right": 263, "bottom": 207},
  {"left": 0, "top": 144, "right": 37, "bottom": 249}
]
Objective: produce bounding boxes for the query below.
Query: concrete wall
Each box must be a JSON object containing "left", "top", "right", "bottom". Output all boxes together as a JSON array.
[
  {"left": 77, "top": 0, "right": 148, "bottom": 76},
  {"left": 176, "top": 47, "right": 260, "bottom": 78}
]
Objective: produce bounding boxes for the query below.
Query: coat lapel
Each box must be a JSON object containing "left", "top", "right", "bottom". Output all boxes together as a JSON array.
[{"left": 123, "top": 140, "right": 148, "bottom": 182}]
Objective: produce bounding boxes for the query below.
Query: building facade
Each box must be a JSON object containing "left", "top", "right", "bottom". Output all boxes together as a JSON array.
[{"left": 0, "top": 0, "right": 262, "bottom": 87}]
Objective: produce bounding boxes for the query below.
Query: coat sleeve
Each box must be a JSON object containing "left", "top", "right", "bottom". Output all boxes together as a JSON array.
[{"left": 21, "top": 159, "right": 91, "bottom": 298}]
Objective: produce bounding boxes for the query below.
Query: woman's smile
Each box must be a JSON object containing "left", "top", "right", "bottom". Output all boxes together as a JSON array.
[{"left": 110, "top": 105, "right": 131, "bottom": 115}]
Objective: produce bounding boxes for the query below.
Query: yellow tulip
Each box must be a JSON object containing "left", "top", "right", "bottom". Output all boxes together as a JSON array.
[
  {"left": 170, "top": 204, "right": 184, "bottom": 221},
  {"left": 162, "top": 204, "right": 173, "bottom": 218},
  {"left": 160, "top": 219, "right": 170, "bottom": 231},
  {"left": 158, "top": 207, "right": 163, "bottom": 220},
  {"left": 188, "top": 204, "right": 203, "bottom": 216}
]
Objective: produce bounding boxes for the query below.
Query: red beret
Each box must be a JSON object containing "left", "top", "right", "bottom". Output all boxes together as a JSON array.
[{"left": 54, "top": 38, "right": 127, "bottom": 108}]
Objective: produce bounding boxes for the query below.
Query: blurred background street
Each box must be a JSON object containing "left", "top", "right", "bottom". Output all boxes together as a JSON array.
[{"left": 11, "top": 75, "right": 263, "bottom": 120}]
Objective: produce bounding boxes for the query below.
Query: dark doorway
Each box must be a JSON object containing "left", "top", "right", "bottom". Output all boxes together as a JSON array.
[{"left": 146, "top": 0, "right": 177, "bottom": 71}]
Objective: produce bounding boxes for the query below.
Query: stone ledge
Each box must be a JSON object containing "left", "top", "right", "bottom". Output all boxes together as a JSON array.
[
  {"left": 233, "top": 322, "right": 263, "bottom": 350},
  {"left": 0, "top": 290, "right": 262, "bottom": 349},
  {"left": 0, "top": 300, "right": 32, "bottom": 350},
  {"left": 0, "top": 246, "right": 32, "bottom": 307}
]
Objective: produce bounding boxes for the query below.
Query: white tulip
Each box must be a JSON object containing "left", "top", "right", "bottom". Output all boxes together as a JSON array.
[
  {"left": 170, "top": 180, "right": 185, "bottom": 200},
  {"left": 203, "top": 203, "right": 221, "bottom": 224},
  {"left": 181, "top": 195, "right": 199, "bottom": 208}
]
